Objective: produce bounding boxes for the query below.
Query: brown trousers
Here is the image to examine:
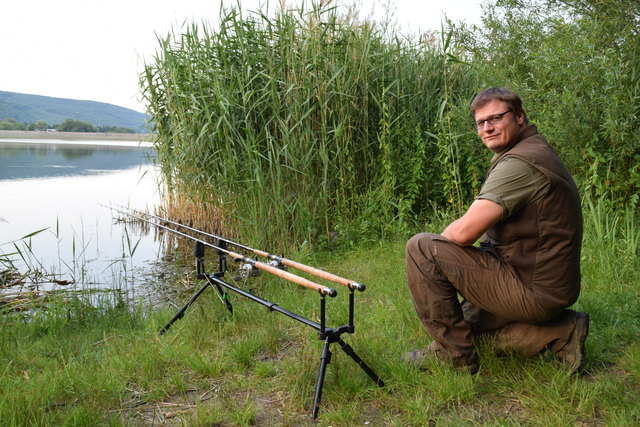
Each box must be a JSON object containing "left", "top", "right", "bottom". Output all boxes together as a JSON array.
[{"left": 406, "top": 232, "right": 580, "bottom": 363}]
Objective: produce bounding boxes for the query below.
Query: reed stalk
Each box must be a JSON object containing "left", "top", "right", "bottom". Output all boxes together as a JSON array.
[{"left": 141, "top": 1, "right": 480, "bottom": 250}]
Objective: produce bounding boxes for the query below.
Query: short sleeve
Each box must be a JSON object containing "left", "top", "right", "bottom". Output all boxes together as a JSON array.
[{"left": 476, "top": 157, "right": 550, "bottom": 220}]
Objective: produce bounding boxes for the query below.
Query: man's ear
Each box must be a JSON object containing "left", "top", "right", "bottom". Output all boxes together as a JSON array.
[{"left": 516, "top": 110, "right": 526, "bottom": 125}]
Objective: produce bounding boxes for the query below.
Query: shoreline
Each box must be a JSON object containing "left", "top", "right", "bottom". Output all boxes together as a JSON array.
[
  {"left": 0, "top": 130, "right": 154, "bottom": 148},
  {"left": 0, "top": 130, "right": 153, "bottom": 142}
]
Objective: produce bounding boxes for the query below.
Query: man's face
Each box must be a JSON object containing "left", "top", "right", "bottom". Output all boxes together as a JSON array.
[{"left": 474, "top": 99, "right": 525, "bottom": 153}]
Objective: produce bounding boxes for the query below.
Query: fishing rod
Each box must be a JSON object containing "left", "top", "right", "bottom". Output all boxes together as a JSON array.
[
  {"left": 107, "top": 204, "right": 336, "bottom": 297},
  {"left": 106, "top": 203, "right": 384, "bottom": 419},
  {"left": 111, "top": 203, "right": 366, "bottom": 292}
]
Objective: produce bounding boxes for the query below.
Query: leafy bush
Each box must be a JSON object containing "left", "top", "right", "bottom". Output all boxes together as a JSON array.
[
  {"left": 56, "top": 118, "right": 98, "bottom": 133},
  {"left": 453, "top": 0, "right": 640, "bottom": 206},
  {"left": 0, "top": 118, "right": 26, "bottom": 131}
]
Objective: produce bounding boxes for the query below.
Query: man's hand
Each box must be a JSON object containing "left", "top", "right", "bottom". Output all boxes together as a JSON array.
[{"left": 441, "top": 199, "right": 503, "bottom": 246}]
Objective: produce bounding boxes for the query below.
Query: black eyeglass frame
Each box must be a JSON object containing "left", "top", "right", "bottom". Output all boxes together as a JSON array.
[{"left": 474, "top": 110, "right": 513, "bottom": 130}]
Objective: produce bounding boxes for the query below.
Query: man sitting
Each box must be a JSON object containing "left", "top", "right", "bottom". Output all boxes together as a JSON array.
[{"left": 405, "top": 87, "right": 589, "bottom": 374}]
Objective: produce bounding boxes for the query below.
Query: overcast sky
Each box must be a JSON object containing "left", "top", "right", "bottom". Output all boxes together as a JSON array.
[{"left": 2, "top": 0, "right": 483, "bottom": 113}]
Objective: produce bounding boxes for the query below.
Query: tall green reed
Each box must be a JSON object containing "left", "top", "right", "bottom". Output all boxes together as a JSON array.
[{"left": 141, "top": 1, "right": 480, "bottom": 250}]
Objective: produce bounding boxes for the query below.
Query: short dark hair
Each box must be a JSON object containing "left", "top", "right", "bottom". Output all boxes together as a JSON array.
[{"left": 471, "top": 87, "right": 528, "bottom": 123}]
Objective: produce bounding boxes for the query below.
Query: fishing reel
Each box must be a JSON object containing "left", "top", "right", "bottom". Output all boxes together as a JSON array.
[
  {"left": 235, "top": 258, "right": 287, "bottom": 280},
  {"left": 267, "top": 259, "right": 287, "bottom": 270},
  {"left": 238, "top": 263, "right": 261, "bottom": 279}
]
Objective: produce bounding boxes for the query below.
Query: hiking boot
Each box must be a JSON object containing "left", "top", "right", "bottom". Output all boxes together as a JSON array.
[
  {"left": 403, "top": 341, "right": 479, "bottom": 375},
  {"left": 554, "top": 312, "right": 589, "bottom": 373}
]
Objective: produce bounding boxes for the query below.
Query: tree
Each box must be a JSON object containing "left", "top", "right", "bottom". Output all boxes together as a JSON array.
[
  {"left": 56, "top": 119, "right": 98, "bottom": 132},
  {"left": 97, "top": 125, "right": 135, "bottom": 133},
  {"left": 0, "top": 118, "right": 26, "bottom": 130},
  {"left": 27, "top": 120, "right": 49, "bottom": 131}
]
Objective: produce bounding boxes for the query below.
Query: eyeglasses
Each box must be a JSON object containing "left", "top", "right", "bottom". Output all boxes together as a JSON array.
[{"left": 475, "top": 110, "right": 512, "bottom": 129}]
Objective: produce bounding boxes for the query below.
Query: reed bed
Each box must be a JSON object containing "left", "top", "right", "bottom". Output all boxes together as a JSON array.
[
  {"left": 141, "top": 0, "right": 639, "bottom": 250},
  {"left": 158, "top": 192, "right": 231, "bottom": 239},
  {"left": 141, "top": 1, "right": 482, "bottom": 250}
]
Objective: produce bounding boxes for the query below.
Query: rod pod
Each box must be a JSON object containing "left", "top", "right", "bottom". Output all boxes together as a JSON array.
[{"left": 106, "top": 203, "right": 384, "bottom": 418}]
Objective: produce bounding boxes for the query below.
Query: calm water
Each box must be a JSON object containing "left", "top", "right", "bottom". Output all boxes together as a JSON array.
[{"left": 0, "top": 138, "right": 169, "bottom": 299}]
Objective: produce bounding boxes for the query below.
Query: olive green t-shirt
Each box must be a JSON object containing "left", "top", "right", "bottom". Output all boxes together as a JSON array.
[{"left": 476, "top": 157, "right": 550, "bottom": 221}]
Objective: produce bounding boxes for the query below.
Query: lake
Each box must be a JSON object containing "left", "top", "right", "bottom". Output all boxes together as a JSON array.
[{"left": 0, "top": 136, "right": 172, "bottom": 305}]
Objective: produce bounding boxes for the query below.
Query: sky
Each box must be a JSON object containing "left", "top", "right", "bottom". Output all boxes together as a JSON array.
[{"left": 2, "top": 0, "right": 484, "bottom": 113}]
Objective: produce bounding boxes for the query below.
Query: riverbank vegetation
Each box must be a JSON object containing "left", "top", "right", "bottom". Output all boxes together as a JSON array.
[
  {"left": 0, "top": 117, "right": 136, "bottom": 133},
  {"left": 142, "top": 0, "right": 638, "bottom": 251},
  {"left": 1, "top": 197, "right": 638, "bottom": 424},
  {"left": 2, "top": 0, "right": 638, "bottom": 424}
]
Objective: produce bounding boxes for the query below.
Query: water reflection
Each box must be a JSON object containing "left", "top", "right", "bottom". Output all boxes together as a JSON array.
[
  {"left": 0, "top": 140, "right": 151, "bottom": 180},
  {"left": 0, "top": 139, "right": 173, "bottom": 305}
]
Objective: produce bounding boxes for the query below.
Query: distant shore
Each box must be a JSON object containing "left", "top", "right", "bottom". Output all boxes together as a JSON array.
[{"left": 0, "top": 130, "right": 153, "bottom": 142}]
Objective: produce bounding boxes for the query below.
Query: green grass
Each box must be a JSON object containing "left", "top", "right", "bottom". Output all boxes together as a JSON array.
[{"left": 1, "top": 202, "right": 638, "bottom": 425}]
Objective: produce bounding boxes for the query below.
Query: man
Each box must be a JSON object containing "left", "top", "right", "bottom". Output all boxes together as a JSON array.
[{"left": 405, "top": 87, "right": 588, "bottom": 374}]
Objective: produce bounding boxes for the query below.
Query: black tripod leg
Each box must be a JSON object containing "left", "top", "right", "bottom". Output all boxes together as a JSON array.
[
  {"left": 337, "top": 338, "right": 385, "bottom": 387},
  {"left": 159, "top": 281, "right": 211, "bottom": 335},
  {"left": 312, "top": 338, "right": 333, "bottom": 419},
  {"left": 206, "top": 276, "right": 234, "bottom": 314}
]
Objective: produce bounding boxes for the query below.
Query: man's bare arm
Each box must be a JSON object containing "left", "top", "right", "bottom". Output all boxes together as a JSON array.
[{"left": 441, "top": 199, "right": 503, "bottom": 246}]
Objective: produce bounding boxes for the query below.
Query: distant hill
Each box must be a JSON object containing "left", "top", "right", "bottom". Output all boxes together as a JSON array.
[{"left": 0, "top": 91, "right": 148, "bottom": 133}]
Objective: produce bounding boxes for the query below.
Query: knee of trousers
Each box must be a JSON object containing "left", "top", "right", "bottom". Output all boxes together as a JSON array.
[{"left": 406, "top": 232, "right": 439, "bottom": 263}]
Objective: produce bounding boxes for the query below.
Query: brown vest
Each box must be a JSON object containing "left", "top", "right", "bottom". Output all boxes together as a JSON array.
[{"left": 483, "top": 125, "right": 582, "bottom": 309}]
